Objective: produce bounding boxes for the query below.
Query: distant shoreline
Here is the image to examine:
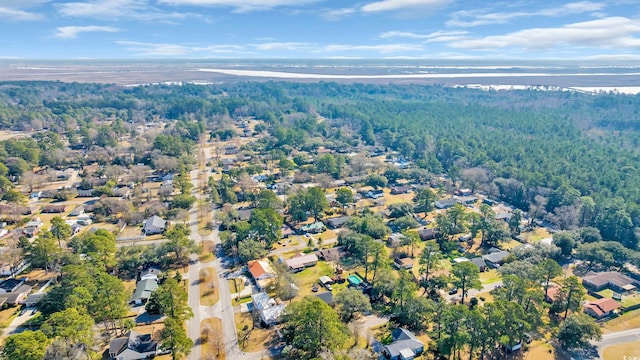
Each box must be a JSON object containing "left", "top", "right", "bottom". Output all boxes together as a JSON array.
[{"left": 1, "top": 60, "right": 639, "bottom": 90}]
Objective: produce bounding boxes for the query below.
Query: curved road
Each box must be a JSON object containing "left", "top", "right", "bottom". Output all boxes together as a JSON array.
[{"left": 594, "top": 328, "right": 640, "bottom": 358}]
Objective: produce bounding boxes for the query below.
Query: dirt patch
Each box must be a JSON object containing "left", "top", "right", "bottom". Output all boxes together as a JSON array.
[
  {"left": 235, "top": 312, "right": 274, "bottom": 353},
  {"left": 201, "top": 318, "right": 226, "bottom": 360},
  {"left": 199, "top": 240, "right": 215, "bottom": 262},
  {"left": 199, "top": 267, "right": 219, "bottom": 306},
  {"left": 603, "top": 340, "right": 640, "bottom": 360}
]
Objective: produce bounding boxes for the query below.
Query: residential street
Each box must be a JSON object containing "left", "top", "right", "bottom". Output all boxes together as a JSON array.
[
  {"left": 593, "top": 328, "right": 640, "bottom": 358},
  {"left": 186, "top": 146, "right": 242, "bottom": 360}
]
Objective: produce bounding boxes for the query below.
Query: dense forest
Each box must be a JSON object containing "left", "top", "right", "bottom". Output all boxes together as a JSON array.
[{"left": 1, "top": 81, "right": 639, "bottom": 248}]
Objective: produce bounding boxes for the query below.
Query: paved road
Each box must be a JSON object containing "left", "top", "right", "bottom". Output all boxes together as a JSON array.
[
  {"left": 1, "top": 308, "right": 37, "bottom": 337},
  {"left": 594, "top": 328, "right": 640, "bottom": 358},
  {"left": 186, "top": 192, "right": 203, "bottom": 360}
]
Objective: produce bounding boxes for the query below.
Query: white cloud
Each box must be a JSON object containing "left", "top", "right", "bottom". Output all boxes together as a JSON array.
[
  {"left": 447, "top": 1, "right": 607, "bottom": 27},
  {"left": 117, "top": 41, "right": 247, "bottom": 56},
  {"left": 361, "top": 0, "right": 451, "bottom": 13},
  {"left": 323, "top": 43, "right": 425, "bottom": 53},
  {"left": 55, "top": 26, "right": 119, "bottom": 39},
  {"left": 157, "top": 0, "right": 319, "bottom": 13},
  {"left": 380, "top": 30, "right": 467, "bottom": 41},
  {"left": 252, "top": 42, "right": 315, "bottom": 51},
  {"left": 58, "top": 0, "right": 196, "bottom": 21},
  {"left": 0, "top": 6, "right": 43, "bottom": 20},
  {"left": 320, "top": 7, "right": 356, "bottom": 20},
  {"left": 0, "top": 0, "right": 49, "bottom": 19},
  {"left": 450, "top": 17, "right": 640, "bottom": 51}
]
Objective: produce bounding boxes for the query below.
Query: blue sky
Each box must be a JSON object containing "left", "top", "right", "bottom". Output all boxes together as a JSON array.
[{"left": 1, "top": 0, "right": 639, "bottom": 60}]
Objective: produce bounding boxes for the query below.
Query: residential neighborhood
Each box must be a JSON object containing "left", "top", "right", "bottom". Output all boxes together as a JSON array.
[{"left": 0, "top": 80, "right": 639, "bottom": 360}]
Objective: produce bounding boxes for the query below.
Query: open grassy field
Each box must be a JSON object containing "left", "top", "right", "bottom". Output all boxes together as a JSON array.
[
  {"left": 201, "top": 318, "right": 226, "bottom": 360},
  {"left": 602, "top": 309, "right": 640, "bottom": 333},
  {"left": 199, "top": 267, "right": 219, "bottom": 306},
  {"left": 235, "top": 312, "right": 273, "bottom": 353},
  {"left": 479, "top": 269, "right": 502, "bottom": 285},
  {"left": 603, "top": 341, "right": 640, "bottom": 360}
]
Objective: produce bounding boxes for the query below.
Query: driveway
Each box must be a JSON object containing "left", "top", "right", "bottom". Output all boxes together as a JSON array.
[{"left": 444, "top": 280, "right": 503, "bottom": 303}]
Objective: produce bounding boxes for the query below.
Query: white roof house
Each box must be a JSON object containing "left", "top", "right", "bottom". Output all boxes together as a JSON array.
[{"left": 142, "top": 216, "right": 167, "bottom": 235}]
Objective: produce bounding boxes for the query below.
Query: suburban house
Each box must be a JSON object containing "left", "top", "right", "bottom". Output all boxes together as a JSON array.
[
  {"left": 454, "top": 188, "right": 473, "bottom": 196},
  {"left": 285, "top": 254, "right": 319, "bottom": 272},
  {"left": 325, "top": 216, "right": 351, "bottom": 229},
  {"left": 0, "top": 278, "right": 25, "bottom": 293},
  {"left": 77, "top": 188, "right": 95, "bottom": 197},
  {"left": 545, "top": 286, "right": 561, "bottom": 304},
  {"left": 109, "top": 331, "right": 158, "bottom": 360},
  {"left": 582, "top": 271, "right": 639, "bottom": 293},
  {"left": 26, "top": 217, "right": 43, "bottom": 229},
  {"left": 584, "top": 298, "right": 621, "bottom": 319},
  {"left": 237, "top": 208, "right": 254, "bottom": 222},
  {"left": 435, "top": 198, "right": 457, "bottom": 209},
  {"left": 69, "top": 205, "right": 85, "bottom": 216},
  {"left": 494, "top": 212, "right": 512, "bottom": 222},
  {"left": 390, "top": 185, "right": 411, "bottom": 195},
  {"left": 314, "top": 291, "right": 335, "bottom": 305},
  {"left": 366, "top": 189, "right": 385, "bottom": 199},
  {"left": 130, "top": 279, "right": 158, "bottom": 305},
  {"left": 5, "top": 284, "right": 32, "bottom": 306},
  {"left": 383, "top": 328, "right": 425, "bottom": 360},
  {"left": 482, "top": 250, "right": 510, "bottom": 268},
  {"left": 248, "top": 259, "right": 277, "bottom": 290},
  {"left": 394, "top": 257, "right": 414, "bottom": 270},
  {"left": 140, "top": 267, "right": 161, "bottom": 282},
  {"left": 251, "top": 292, "right": 286, "bottom": 327},
  {"left": 388, "top": 233, "right": 404, "bottom": 247},
  {"left": 142, "top": 215, "right": 167, "bottom": 236},
  {"left": 456, "top": 195, "right": 479, "bottom": 205},
  {"left": 41, "top": 205, "right": 66, "bottom": 214},
  {"left": 418, "top": 228, "right": 437, "bottom": 241},
  {"left": 470, "top": 257, "right": 487, "bottom": 272},
  {"left": 300, "top": 221, "right": 324, "bottom": 234},
  {"left": 281, "top": 225, "right": 294, "bottom": 238}
]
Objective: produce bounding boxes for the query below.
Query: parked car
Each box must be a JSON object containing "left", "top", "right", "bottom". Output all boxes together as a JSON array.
[
  {"left": 30, "top": 309, "right": 37, "bottom": 316},
  {"left": 448, "top": 287, "right": 459, "bottom": 295}
]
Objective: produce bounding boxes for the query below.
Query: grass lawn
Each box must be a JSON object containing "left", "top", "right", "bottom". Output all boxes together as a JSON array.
[
  {"left": 476, "top": 291, "right": 495, "bottom": 303},
  {"left": 603, "top": 341, "right": 640, "bottom": 360},
  {"left": 201, "top": 318, "right": 226, "bottom": 360},
  {"left": 235, "top": 312, "right": 273, "bottom": 353},
  {"left": 228, "top": 278, "right": 245, "bottom": 294},
  {"left": 597, "top": 289, "right": 640, "bottom": 308},
  {"left": 603, "top": 309, "right": 640, "bottom": 333},
  {"left": 292, "top": 261, "right": 336, "bottom": 297},
  {"left": 198, "top": 200, "right": 213, "bottom": 237},
  {"left": 479, "top": 269, "right": 502, "bottom": 285},
  {"left": 525, "top": 340, "right": 555, "bottom": 360},
  {"left": 199, "top": 267, "right": 219, "bottom": 306},
  {"left": 501, "top": 239, "right": 524, "bottom": 251},
  {"left": 199, "top": 240, "right": 215, "bottom": 262},
  {"left": 523, "top": 227, "right": 552, "bottom": 243},
  {"left": 0, "top": 307, "right": 19, "bottom": 330},
  {"left": 21, "top": 268, "right": 57, "bottom": 292}
]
